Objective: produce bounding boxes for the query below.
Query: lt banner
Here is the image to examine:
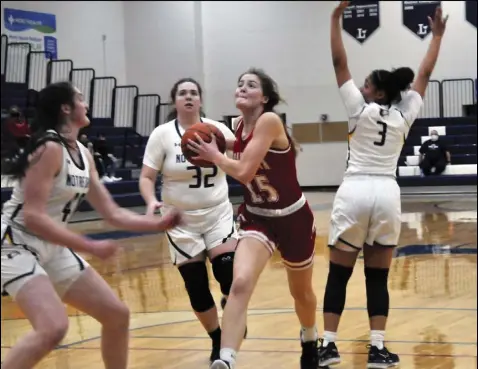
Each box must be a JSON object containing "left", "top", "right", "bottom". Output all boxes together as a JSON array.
[
  {"left": 342, "top": 1, "right": 380, "bottom": 44},
  {"left": 402, "top": 1, "right": 441, "bottom": 40},
  {"left": 466, "top": 0, "right": 477, "bottom": 28},
  {"left": 3, "top": 8, "right": 58, "bottom": 59}
]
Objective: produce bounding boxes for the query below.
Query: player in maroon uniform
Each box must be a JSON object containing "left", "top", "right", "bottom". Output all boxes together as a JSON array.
[{"left": 187, "top": 68, "right": 319, "bottom": 369}]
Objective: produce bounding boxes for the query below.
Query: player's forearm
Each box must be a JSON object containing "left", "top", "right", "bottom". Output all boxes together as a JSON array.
[
  {"left": 418, "top": 35, "right": 443, "bottom": 79},
  {"left": 107, "top": 208, "right": 165, "bottom": 233},
  {"left": 139, "top": 176, "right": 158, "bottom": 205},
  {"left": 330, "top": 10, "right": 348, "bottom": 68},
  {"left": 212, "top": 152, "right": 252, "bottom": 184},
  {"left": 24, "top": 212, "right": 94, "bottom": 253}
]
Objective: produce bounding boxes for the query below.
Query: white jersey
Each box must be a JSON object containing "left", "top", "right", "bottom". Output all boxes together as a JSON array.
[
  {"left": 1, "top": 134, "right": 90, "bottom": 229},
  {"left": 143, "top": 118, "right": 236, "bottom": 211},
  {"left": 339, "top": 79, "right": 423, "bottom": 177}
]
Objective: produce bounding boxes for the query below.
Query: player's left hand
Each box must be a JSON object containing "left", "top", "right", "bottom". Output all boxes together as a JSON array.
[{"left": 187, "top": 133, "right": 221, "bottom": 163}]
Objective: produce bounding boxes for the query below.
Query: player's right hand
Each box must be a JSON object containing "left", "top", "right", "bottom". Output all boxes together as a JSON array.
[
  {"left": 88, "top": 240, "right": 120, "bottom": 260},
  {"left": 333, "top": 1, "right": 350, "bottom": 16},
  {"left": 157, "top": 208, "right": 183, "bottom": 231},
  {"left": 146, "top": 201, "right": 163, "bottom": 216}
]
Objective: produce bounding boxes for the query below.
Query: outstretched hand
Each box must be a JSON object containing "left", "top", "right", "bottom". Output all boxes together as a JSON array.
[
  {"left": 429, "top": 7, "right": 449, "bottom": 38},
  {"left": 187, "top": 133, "right": 221, "bottom": 163},
  {"left": 333, "top": 1, "right": 350, "bottom": 17}
]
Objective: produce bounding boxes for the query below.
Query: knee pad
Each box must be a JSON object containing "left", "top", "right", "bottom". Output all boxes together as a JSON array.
[
  {"left": 212, "top": 252, "right": 235, "bottom": 296},
  {"left": 365, "top": 267, "right": 390, "bottom": 318},
  {"left": 178, "top": 262, "right": 215, "bottom": 313},
  {"left": 323, "top": 262, "right": 354, "bottom": 315}
]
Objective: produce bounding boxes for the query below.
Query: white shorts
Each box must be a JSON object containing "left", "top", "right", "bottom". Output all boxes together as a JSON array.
[
  {"left": 162, "top": 200, "right": 238, "bottom": 266},
  {"left": 328, "top": 175, "right": 401, "bottom": 249},
  {"left": 1, "top": 222, "right": 89, "bottom": 299}
]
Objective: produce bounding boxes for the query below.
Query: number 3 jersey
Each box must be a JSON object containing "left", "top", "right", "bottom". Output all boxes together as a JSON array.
[
  {"left": 340, "top": 79, "right": 423, "bottom": 177},
  {"left": 233, "top": 118, "right": 304, "bottom": 212},
  {"left": 143, "top": 118, "right": 236, "bottom": 211},
  {"left": 2, "top": 135, "right": 90, "bottom": 229}
]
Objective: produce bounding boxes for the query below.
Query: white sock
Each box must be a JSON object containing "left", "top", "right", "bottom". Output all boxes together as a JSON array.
[
  {"left": 322, "top": 331, "right": 337, "bottom": 347},
  {"left": 371, "top": 330, "right": 385, "bottom": 350},
  {"left": 301, "top": 326, "right": 319, "bottom": 342},
  {"left": 220, "top": 348, "right": 237, "bottom": 367}
]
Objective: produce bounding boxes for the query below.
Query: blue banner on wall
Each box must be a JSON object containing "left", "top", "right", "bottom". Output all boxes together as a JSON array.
[
  {"left": 466, "top": 0, "right": 477, "bottom": 28},
  {"left": 402, "top": 1, "right": 441, "bottom": 39},
  {"left": 342, "top": 1, "right": 380, "bottom": 44},
  {"left": 3, "top": 8, "right": 58, "bottom": 59}
]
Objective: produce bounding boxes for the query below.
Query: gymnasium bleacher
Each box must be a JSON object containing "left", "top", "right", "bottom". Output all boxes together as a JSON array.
[{"left": 1, "top": 33, "right": 477, "bottom": 214}]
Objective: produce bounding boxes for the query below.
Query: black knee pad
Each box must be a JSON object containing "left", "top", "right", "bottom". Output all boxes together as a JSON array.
[
  {"left": 323, "top": 262, "right": 354, "bottom": 315},
  {"left": 212, "top": 252, "right": 235, "bottom": 296},
  {"left": 365, "top": 267, "right": 390, "bottom": 318},
  {"left": 178, "top": 262, "right": 215, "bottom": 313}
]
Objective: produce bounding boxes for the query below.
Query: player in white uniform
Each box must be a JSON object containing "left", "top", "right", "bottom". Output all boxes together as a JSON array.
[
  {"left": 1, "top": 82, "right": 181, "bottom": 369},
  {"left": 139, "top": 78, "right": 239, "bottom": 363},
  {"left": 318, "top": 3, "right": 448, "bottom": 368}
]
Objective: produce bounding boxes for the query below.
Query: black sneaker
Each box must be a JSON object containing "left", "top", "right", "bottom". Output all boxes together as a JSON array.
[
  {"left": 318, "top": 339, "right": 341, "bottom": 367},
  {"left": 221, "top": 296, "right": 248, "bottom": 339},
  {"left": 300, "top": 339, "right": 319, "bottom": 369},
  {"left": 210, "top": 359, "right": 232, "bottom": 369},
  {"left": 367, "top": 345, "right": 400, "bottom": 368}
]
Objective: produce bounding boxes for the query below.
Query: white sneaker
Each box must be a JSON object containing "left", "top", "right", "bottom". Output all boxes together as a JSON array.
[
  {"left": 101, "top": 176, "right": 113, "bottom": 183},
  {"left": 210, "top": 360, "right": 231, "bottom": 369},
  {"left": 110, "top": 176, "right": 122, "bottom": 181}
]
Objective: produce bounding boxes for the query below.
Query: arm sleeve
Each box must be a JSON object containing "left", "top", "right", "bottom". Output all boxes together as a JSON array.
[
  {"left": 142, "top": 127, "right": 166, "bottom": 171},
  {"left": 339, "top": 79, "right": 366, "bottom": 119},
  {"left": 398, "top": 90, "right": 423, "bottom": 127}
]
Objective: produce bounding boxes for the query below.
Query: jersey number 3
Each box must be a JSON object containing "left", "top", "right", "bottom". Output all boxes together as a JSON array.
[
  {"left": 188, "top": 166, "right": 218, "bottom": 188},
  {"left": 374, "top": 121, "right": 388, "bottom": 147}
]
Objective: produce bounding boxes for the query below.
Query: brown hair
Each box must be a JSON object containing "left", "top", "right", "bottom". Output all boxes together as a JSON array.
[{"left": 239, "top": 68, "right": 300, "bottom": 156}]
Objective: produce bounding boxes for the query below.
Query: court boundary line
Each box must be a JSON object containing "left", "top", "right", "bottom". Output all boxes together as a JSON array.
[
  {"left": 10, "top": 309, "right": 470, "bottom": 350},
  {"left": 1, "top": 345, "right": 476, "bottom": 359},
  {"left": 129, "top": 335, "right": 478, "bottom": 346},
  {"left": 2, "top": 305, "right": 477, "bottom": 322}
]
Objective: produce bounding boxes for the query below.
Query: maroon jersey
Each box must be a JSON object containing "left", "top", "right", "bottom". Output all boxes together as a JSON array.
[{"left": 233, "top": 119, "right": 303, "bottom": 211}]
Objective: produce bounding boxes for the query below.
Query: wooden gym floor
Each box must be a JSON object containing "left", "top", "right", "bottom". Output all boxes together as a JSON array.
[{"left": 1, "top": 191, "right": 477, "bottom": 369}]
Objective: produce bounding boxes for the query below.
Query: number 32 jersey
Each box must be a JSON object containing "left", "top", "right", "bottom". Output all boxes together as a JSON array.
[
  {"left": 143, "top": 118, "right": 236, "bottom": 211},
  {"left": 340, "top": 79, "right": 423, "bottom": 177},
  {"left": 2, "top": 136, "right": 90, "bottom": 228}
]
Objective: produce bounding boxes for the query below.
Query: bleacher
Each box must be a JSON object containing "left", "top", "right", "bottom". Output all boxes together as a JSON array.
[
  {"left": 0, "top": 34, "right": 244, "bottom": 212},
  {"left": 1, "top": 34, "right": 477, "bottom": 212}
]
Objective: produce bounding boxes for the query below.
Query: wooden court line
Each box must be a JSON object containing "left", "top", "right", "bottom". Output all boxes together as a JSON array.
[
  {"left": 2, "top": 306, "right": 477, "bottom": 322},
  {"left": 128, "top": 335, "right": 477, "bottom": 346},
  {"left": 1, "top": 345, "right": 475, "bottom": 359},
  {"left": 4, "top": 310, "right": 472, "bottom": 351}
]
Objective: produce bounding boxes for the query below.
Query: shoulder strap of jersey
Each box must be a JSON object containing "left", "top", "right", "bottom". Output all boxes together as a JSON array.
[{"left": 233, "top": 117, "right": 243, "bottom": 132}]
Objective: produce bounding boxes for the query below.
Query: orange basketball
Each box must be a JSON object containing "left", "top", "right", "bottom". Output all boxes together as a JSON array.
[{"left": 181, "top": 123, "right": 227, "bottom": 167}]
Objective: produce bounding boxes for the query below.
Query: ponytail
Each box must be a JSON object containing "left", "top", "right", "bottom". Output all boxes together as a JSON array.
[{"left": 371, "top": 67, "right": 415, "bottom": 104}]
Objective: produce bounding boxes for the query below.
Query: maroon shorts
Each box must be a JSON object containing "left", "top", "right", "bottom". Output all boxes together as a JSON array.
[{"left": 236, "top": 202, "right": 316, "bottom": 270}]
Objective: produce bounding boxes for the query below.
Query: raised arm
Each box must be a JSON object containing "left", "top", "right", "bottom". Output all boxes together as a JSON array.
[
  {"left": 331, "top": 1, "right": 352, "bottom": 88},
  {"left": 411, "top": 7, "right": 448, "bottom": 97}
]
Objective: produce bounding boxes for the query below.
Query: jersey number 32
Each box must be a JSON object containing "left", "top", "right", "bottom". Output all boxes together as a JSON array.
[{"left": 188, "top": 166, "right": 218, "bottom": 188}]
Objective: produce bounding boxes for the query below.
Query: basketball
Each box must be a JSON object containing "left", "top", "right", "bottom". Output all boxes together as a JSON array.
[{"left": 181, "top": 123, "right": 227, "bottom": 167}]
